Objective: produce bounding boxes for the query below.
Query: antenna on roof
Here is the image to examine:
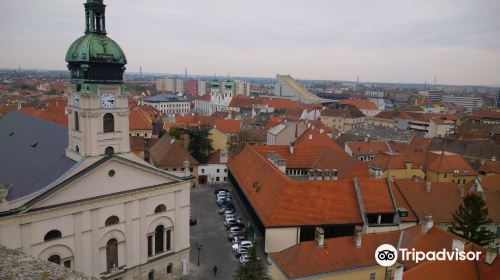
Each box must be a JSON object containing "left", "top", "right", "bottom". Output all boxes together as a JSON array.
[{"left": 140, "top": 66, "right": 142, "bottom": 78}]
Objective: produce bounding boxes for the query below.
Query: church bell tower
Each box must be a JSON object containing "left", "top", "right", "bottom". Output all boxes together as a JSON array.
[{"left": 65, "top": 0, "right": 130, "bottom": 160}]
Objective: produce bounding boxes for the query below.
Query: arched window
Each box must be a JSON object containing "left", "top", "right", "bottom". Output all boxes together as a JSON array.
[
  {"left": 148, "top": 270, "right": 155, "bottom": 280},
  {"left": 105, "top": 216, "right": 119, "bottom": 227},
  {"left": 106, "top": 238, "right": 118, "bottom": 271},
  {"left": 155, "top": 225, "right": 165, "bottom": 254},
  {"left": 103, "top": 113, "right": 114, "bottom": 133},
  {"left": 48, "top": 254, "right": 61, "bottom": 265},
  {"left": 75, "top": 145, "right": 80, "bottom": 153},
  {"left": 44, "top": 230, "right": 62, "bottom": 242},
  {"left": 154, "top": 204, "right": 166, "bottom": 214},
  {"left": 105, "top": 146, "right": 114, "bottom": 156},
  {"left": 74, "top": 111, "right": 79, "bottom": 131}
]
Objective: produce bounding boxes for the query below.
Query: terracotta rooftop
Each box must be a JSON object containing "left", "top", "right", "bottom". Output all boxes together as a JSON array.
[
  {"left": 425, "top": 151, "right": 477, "bottom": 176},
  {"left": 149, "top": 135, "right": 199, "bottom": 167},
  {"left": 252, "top": 144, "right": 369, "bottom": 179},
  {"left": 271, "top": 225, "right": 488, "bottom": 279},
  {"left": 347, "top": 140, "right": 391, "bottom": 155},
  {"left": 129, "top": 107, "right": 152, "bottom": 130},
  {"left": 368, "top": 153, "right": 419, "bottom": 171},
  {"left": 479, "top": 159, "right": 500, "bottom": 175},
  {"left": 322, "top": 106, "right": 365, "bottom": 118},
  {"left": 340, "top": 98, "right": 378, "bottom": 110},
  {"left": 228, "top": 146, "right": 398, "bottom": 227},
  {"left": 213, "top": 118, "right": 241, "bottom": 134},
  {"left": 394, "top": 179, "right": 463, "bottom": 223}
]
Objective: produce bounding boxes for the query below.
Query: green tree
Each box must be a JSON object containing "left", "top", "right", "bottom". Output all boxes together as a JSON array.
[
  {"left": 186, "top": 126, "right": 213, "bottom": 164},
  {"left": 168, "top": 126, "right": 183, "bottom": 140},
  {"left": 449, "top": 193, "right": 495, "bottom": 246},
  {"left": 233, "top": 240, "right": 271, "bottom": 280}
]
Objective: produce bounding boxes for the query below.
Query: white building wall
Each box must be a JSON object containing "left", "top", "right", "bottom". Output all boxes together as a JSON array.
[{"left": 198, "top": 164, "right": 229, "bottom": 183}]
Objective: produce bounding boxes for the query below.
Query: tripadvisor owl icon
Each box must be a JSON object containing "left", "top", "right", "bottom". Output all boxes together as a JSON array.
[{"left": 375, "top": 244, "right": 398, "bottom": 267}]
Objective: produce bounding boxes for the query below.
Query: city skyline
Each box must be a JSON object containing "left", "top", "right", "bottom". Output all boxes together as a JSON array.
[{"left": 1, "top": 0, "right": 500, "bottom": 86}]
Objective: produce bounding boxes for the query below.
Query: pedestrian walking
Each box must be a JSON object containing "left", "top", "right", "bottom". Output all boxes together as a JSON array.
[{"left": 213, "top": 265, "right": 218, "bottom": 276}]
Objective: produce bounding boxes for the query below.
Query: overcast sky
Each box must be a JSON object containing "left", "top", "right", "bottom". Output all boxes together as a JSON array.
[{"left": 1, "top": 0, "right": 499, "bottom": 85}]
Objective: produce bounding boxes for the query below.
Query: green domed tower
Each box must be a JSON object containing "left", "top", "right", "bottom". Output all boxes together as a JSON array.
[
  {"left": 65, "top": 0, "right": 131, "bottom": 159},
  {"left": 66, "top": 0, "right": 127, "bottom": 91}
]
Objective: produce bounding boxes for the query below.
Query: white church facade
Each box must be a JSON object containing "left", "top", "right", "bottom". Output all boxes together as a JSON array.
[{"left": 0, "top": 1, "right": 191, "bottom": 279}]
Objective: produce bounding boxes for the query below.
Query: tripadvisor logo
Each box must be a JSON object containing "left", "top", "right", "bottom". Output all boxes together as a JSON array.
[{"left": 375, "top": 244, "right": 482, "bottom": 267}]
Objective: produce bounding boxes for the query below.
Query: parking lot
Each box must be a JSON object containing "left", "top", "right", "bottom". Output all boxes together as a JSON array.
[{"left": 188, "top": 184, "right": 240, "bottom": 279}]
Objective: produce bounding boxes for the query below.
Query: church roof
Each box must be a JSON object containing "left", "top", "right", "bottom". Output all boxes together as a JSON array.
[{"left": 0, "top": 111, "right": 76, "bottom": 201}]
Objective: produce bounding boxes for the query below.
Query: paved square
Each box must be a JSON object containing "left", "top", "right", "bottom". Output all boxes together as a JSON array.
[{"left": 188, "top": 184, "right": 239, "bottom": 279}]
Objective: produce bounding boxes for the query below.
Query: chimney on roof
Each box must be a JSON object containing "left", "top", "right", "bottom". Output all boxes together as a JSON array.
[
  {"left": 492, "top": 155, "right": 497, "bottom": 162},
  {"left": 320, "top": 128, "right": 324, "bottom": 134},
  {"left": 485, "top": 246, "right": 498, "bottom": 265},
  {"left": 364, "top": 137, "right": 368, "bottom": 142},
  {"left": 183, "top": 160, "right": 190, "bottom": 176},
  {"left": 452, "top": 239, "right": 465, "bottom": 252},
  {"left": 308, "top": 134, "right": 313, "bottom": 140},
  {"left": 459, "top": 185, "right": 464, "bottom": 197},
  {"left": 315, "top": 227, "right": 325, "bottom": 248},
  {"left": 354, "top": 225, "right": 362, "bottom": 248},
  {"left": 426, "top": 181, "right": 432, "bottom": 192},
  {"left": 422, "top": 213, "right": 433, "bottom": 234},
  {"left": 289, "top": 142, "right": 294, "bottom": 154}
]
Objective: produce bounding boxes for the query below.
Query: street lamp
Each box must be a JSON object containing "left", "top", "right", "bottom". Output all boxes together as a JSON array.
[{"left": 195, "top": 242, "right": 203, "bottom": 266}]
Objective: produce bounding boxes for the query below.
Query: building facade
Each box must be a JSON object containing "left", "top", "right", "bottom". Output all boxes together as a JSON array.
[
  {"left": 0, "top": 1, "right": 191, "bottom": 279},
  {"left": 142, "top": 94, "right": 190, "bottom": 115}
]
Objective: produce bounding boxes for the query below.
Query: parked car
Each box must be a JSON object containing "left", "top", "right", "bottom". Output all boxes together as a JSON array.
[
  {"left": 219, "top": 206, "right": 234, "bottom": 215},
  {"left": 189, "top": 216, "right": 197, "bottom": 226},
  {"left": 239, "top": 254, "right": 250, "bottom": 264},
  {"left": 234, "top": 246, "right": 248, "bottom": 257},
  {"left": 232, "top": 240, "right": 253, "bottom": 252},
  {"left": 232, "top": 235, "right": 248, "bottom": 245},
  {"left": 214, "top": 188, "right": 229, "bottom": 194},
  {"left": 228, "top": 226, "right": 245, "bottom": 235},
  {"left": 228, "top": 232, "right": 246, "bottom": 241},
  {"left": 225, "top": 213, "right": 238, "bottom": 220},
  {"left": 226, "top": 222, "right": 245, "bottom": 230}
]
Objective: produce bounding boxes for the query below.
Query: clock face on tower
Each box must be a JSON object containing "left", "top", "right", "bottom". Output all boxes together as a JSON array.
[{"left": 100, "top": 93, "right": 116, "bottom": 108}]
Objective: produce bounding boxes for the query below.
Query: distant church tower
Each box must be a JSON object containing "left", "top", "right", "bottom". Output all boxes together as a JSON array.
[{"left": 65, "top": 0, "right": 130, "bottom": 160}]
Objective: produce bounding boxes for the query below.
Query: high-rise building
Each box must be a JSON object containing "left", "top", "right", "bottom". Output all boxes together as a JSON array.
[
  {"left": 197, "top": 79, "right": 208, "bottom": 96},
  {"left": 442, "top": 95, "right": 482, "bottom": 112},
  {"left": 155, "top": 76, "right": 186, "bottom": 94},
  {"left": 234, "top": 80, "right": 250, "bottom": 95},
  {"left": 0, "top": 1, "right": 191, "bottom": 279}
]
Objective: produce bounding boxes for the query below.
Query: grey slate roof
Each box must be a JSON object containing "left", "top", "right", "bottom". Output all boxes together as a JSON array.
[
  {"left": 144, "top": 93, "right": 187, "bottom": 103},
  {"left": 0, "top": 110, "right": 76, "bottom": 201}
]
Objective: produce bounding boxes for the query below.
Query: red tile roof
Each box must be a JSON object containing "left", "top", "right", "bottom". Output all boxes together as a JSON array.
[
  {"left": 340, "top": 98, "right": 378, "bottom": 110},
  {"left": 206, "top": 149, "right": 234, "bottom": 164},
  {"left": 129, "top": 107, "right": 152, "bottom": 130},
  {"left": 293, "top": 122, "right": 343, "bottom": 152},
  {"left": 347, "top": 140, "right": 391, "bottom": 155},
  {"left": 479, "top": 159, "right": 500, "bottom": 175},
  {"left": 149, "top": 135, "right": 199, "bottom": 167},
  {"left": 213, "top": 118, "right": 241, "bottom": 134},
  {"left": 271, "top": 230, "right": 401, "bottom": 278},
  {"left": 271, "top": 225, "right": 489, "bottom": 279},
  {"left": 252, "top": 144, "right": 369, "bottom": 179},
  {"left": 368, "top": 153, "right": 418, "bottom": 171},
  {"left": 228, "top": 146, "right": 395, "bottom": 227},
  {"left": 394, "top": 179, "right": 463, "bottom": 223},
  {"left": 425, "top": 151, "right": 477, "bottom": 176}
]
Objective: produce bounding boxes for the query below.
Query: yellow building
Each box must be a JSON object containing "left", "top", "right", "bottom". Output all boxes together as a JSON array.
[
  {"left": 368, "top": 153, "right": 425, "bottom": 180},
  {"left": 424, "top": 151, "right": 477, "bottom": 186},
  {"left": 269, "top": 227, "right": 403, "bottom": 280},
  {"left": 208, "top": 127, "right": 229, "bottom": 151}
]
